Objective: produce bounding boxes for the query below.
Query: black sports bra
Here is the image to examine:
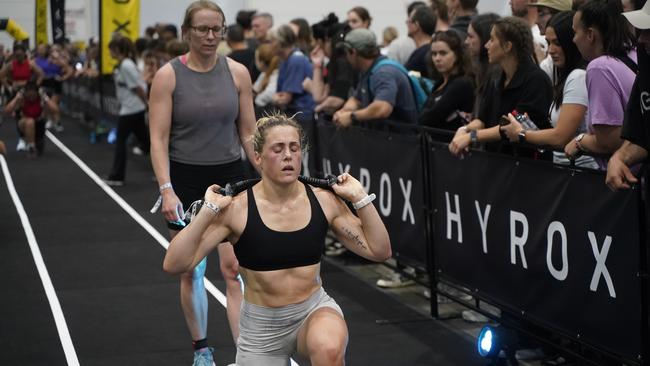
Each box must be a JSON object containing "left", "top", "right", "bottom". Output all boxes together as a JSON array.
[{"left": 234, "top": 183, "right": 329, "bottom": 271}]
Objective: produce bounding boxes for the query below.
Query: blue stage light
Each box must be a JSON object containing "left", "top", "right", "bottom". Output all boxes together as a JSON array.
[{"left": 477, "top": 325, "right": 500, "bottom": 358}]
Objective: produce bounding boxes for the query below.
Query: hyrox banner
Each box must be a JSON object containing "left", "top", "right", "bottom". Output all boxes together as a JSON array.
[
  {"left": 431, "top": 146, "right": 643, "bottom": 362},
  {"left": 50, "top": 0, "right": 65, "bottom": 44},
  {"left": 316, "top": 122, "right": 428, "bottom": 269},
  {"left": 101, "top": 0, "right": 139, "bottom": 74}
]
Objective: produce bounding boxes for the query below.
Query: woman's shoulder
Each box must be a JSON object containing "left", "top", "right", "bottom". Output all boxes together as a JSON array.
[{"left": 449, "top": 74, "right": 474, "bottom": 88}]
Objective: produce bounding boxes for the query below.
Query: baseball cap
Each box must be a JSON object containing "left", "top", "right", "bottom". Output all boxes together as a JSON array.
[
  {"left": 623, "top": 0, "right": 650, "bottom": 29},
  {"left": 341, "top": 29, "right": 377, "bottom": 52},
  {"left": 528, "top": 0, "right": 572, "bottom": 12}
]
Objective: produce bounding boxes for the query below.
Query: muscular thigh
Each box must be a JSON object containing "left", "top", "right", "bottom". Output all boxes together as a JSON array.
[{"left": 296, "top": 305, "right": 347, "bottom": 357}]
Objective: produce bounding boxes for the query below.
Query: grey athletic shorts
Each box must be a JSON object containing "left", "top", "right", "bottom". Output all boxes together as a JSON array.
[{"left": 235, "top": 287, "right": 343, "bottom": 366}]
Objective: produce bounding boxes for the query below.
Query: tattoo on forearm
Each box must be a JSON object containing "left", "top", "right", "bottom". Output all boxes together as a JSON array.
[{"left": 343, "top": 227, "right": 367, "bottom": 250}]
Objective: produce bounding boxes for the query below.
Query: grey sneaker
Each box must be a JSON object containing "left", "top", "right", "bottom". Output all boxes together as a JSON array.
[
  {"left": 192, "top": 347, "right": 215, "bottom": 366},
  {"left": 376, "top": 272, "right": 415, "bottom": 288},
  {"left": 325, "top": 241, "right": 347, "bottom": 256},
  {"left": 461, "top": 310, "right": 489, "bottom": 323},
  {"left": 102, "top": 177, "right": 124, "bottom": 187}
]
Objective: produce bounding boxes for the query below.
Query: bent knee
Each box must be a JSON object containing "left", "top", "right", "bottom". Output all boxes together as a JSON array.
[
  {"left": 19, "top": 117, "right": 35, "bottom": 128},
  {"left": 180, "top": 261, "right": 207, "bottom": 281},
  {"left": 310, "top": 337, "right": 346, "bottom": 363}
]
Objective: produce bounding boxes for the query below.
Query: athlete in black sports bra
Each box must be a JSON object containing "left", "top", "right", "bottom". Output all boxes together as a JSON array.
[{"left": 164, "top": 113, "right": 391, "bottom": 365}]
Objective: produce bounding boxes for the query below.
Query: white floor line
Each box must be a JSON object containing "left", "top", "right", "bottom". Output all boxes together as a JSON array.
[
  {"left": 46, "top": 131, "right": 300, "bottom": 366},
  {"left": 0, "top": 154, "right": 80, "bottom": 366}
]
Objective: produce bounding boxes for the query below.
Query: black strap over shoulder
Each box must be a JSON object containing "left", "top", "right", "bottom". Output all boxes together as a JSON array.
[
  {"left": 183, "top": 174, "right": 356, "bottom": 225},
  {"left": 617, "top": 55, "right": 638, "bottom": 74},
  {"left": 217, "top": 175, "right": 338, "bottom": 196}
]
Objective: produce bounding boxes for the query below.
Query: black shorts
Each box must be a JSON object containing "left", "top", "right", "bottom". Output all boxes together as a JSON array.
[
  {"left": 168, "top": 159, "right": 246, "bottom": 230},
  {"left": 42, "top": 78, "right": 63, "bottom": 96}
]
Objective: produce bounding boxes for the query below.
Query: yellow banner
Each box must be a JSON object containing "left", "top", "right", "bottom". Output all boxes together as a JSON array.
[
  {"left": 6, "top": 19, "right": 30, "bottom": 42},
  {"left": 35, "top": 0, "right": 48, "bottom": 44},
  {"left": 101, "top": 0, "right": 140, "bottom": 74}
]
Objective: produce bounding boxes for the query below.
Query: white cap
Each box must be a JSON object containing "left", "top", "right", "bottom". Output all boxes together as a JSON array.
[{"left": 623, "top": 0, "right": 650, "bottom": 30}]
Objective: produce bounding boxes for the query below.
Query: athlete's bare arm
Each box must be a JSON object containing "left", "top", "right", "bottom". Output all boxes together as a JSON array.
[
  {"left": 319, "top": 174, "right": 392, "bottom": 261},
  {"left": 149, "top": 64, "right": 183, "bottom": 223},
  {"left": 164, "top": 184, "right": 241, "bottom": 274}
]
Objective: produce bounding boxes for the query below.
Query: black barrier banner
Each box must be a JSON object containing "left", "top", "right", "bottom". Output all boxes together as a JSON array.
[
  {"left": 431, "top": 146, "right": 643, "bottom": 361},
  {"left": 62, "top": 76, "right": 120, "bottom": 124},
  {"left": 317, "top": 122, "right": 428, "bottom": 268},
  {"left": 50, "top": 0, "right": 65, "bottom": 44}
]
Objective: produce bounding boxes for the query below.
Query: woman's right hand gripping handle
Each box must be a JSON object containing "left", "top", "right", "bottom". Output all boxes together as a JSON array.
[{"left": 161, "top": 189, "right": 185, "bottom": 225}]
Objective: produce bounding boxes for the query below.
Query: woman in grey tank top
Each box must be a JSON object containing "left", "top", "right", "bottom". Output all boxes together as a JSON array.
[{"left": 148, "top": 1, "right": 258, "bottom": 365}]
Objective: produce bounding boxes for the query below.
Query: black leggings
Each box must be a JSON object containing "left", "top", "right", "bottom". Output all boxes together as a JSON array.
[
  {"left": 167, "top": 159, "right": 245, "bottom": 230},
  {"left": 108, "top": 111, "right": 148, "bottom": 181}
]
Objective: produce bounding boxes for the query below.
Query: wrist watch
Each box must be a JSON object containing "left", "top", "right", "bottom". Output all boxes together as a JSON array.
[
  {"left": 518, "top": 129, "right": 527, "bottom": 143},
  {"left": 470, "top": 129, "right": 478, "bottom": 143},
  {"left": 350, "top": 112, "right": 359, "bottom": 123},
  {"left": 575, "top": 133, "right": 586, "bottom": 151}
]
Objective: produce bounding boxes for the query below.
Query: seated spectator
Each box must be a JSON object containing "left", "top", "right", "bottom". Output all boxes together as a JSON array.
[
  {"left": 252, "top": 43, "right": 280, "bottom": 110},
  {"left": 405, "top": 4, "right": 437, "bottom": 77},
  {"left": 227, "top": 24, "right": 256, "bottom": 79},
  {"left": 333, "top": 29, "right": 418, "bottom": 126},
  {"left": 563, "top": 0, "right": 637, "bottom": 169},
  {"left": 3, "top": 81, "right": 58, "bottom": 157},
  {"left": 418, "top": 30, "right": 474, "bottom": 129},
  {"left": 465, "top": 13, "right": 501, "bottom": 115},
  {"left": 447, "top": 0, "right": 478, "bottom": 40},
  {"left": 501, "top": 11, "right": 597, "bottom": 168},
  {"left": 347, "top": 6, "right": 372, "bottom": 29},
  {"left": 449, "top": 16, "right": 553, "bottom": 158},
  {"left": 270, "top": 25, "right": 315, "bottom": 121}
]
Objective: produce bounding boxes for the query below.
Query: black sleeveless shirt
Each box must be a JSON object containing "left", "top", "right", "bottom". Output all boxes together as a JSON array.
[{"left": 234, "top": 183, "right": 328, "bottom": 271}]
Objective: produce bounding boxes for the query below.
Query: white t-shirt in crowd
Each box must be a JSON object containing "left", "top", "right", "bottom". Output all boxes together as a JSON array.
[
  {"left": 114, "top": 58, "right": 146, "bottom": 115},
  {"left": 386, "top": 37, "right": 416, "bottom": 65},
  {"left": 540, "top": 54, "right": 553, "bottom": 78},
  {"left": 531, "top": 25, "right": 548, "bottom": 55},
  {"left": 253, "top": 69, "right": 279, "bottom": 107},
  {"left": 549, "top": 68, "right": 598, "bottom": 168}
]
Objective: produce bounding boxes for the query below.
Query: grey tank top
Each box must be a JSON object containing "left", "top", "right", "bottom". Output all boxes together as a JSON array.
[{"left": 169, "top": 55, "right": 241, "bottom": 165}]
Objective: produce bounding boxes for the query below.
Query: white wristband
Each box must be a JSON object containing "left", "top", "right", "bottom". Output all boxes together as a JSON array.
[
  {"left": 352, "top": 193, "right": 376, "bottom": 210},
  {"left": 159, "top": 182, "right": 173, "bottom": 192},
  {"left": 202, "top": 200, "right": 220, "bottom": 215}
]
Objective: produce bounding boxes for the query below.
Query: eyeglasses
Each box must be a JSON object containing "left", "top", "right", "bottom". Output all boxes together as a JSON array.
[{"left": 190, "top": 25, "right": 226, "bottom": 37}]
